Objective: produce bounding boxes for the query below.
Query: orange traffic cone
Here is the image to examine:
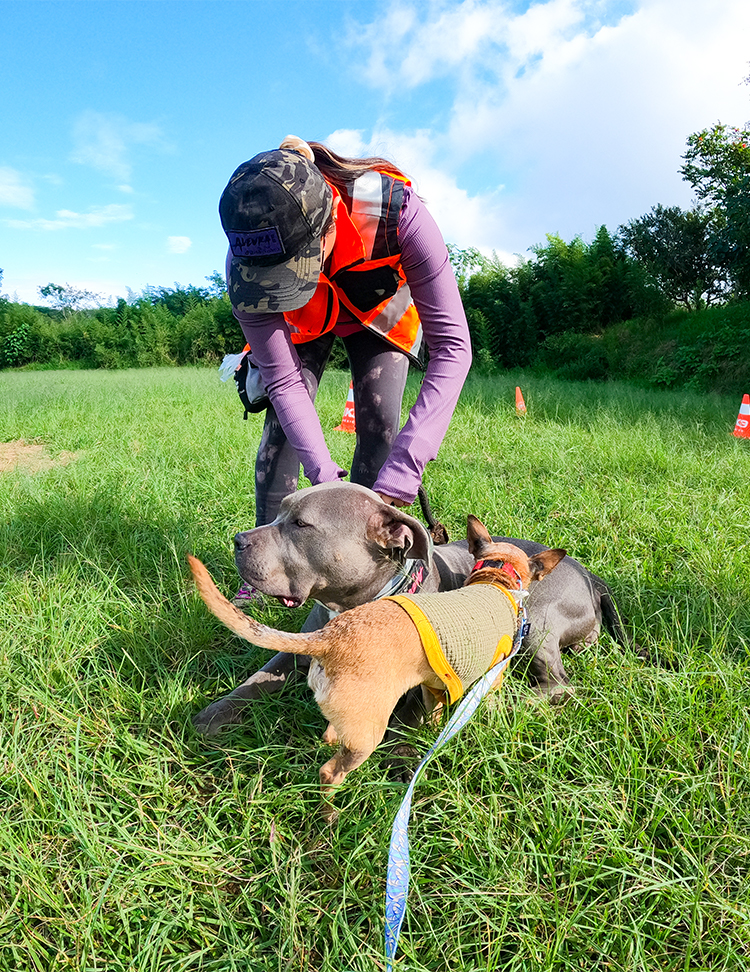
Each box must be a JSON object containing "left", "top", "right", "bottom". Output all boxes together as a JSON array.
[
  {"left": 733, "top": 394, "right": 750, "bottom": 439},
  {"left": 334, "top": 381, "right": 356, "bottom": 433},
  {"left": 515, "top": 386, "right": 527, "bottom": 415}
]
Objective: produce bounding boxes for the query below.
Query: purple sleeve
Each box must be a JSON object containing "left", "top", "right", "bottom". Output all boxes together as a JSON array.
[
  {"left": 372, "top": 187, "right": 472, "bottom": 503},
  {"left": 228, "top": 253, "right": 346, "bottom": 486}
]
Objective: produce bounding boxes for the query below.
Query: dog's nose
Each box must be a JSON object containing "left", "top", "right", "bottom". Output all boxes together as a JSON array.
[{"left": 234, "top": 532, "right": 251, "bottom": 552}]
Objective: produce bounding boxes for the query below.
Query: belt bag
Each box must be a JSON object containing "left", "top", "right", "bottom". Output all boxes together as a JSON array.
[
  {"left": 234, "top": 352, "right": 270, "bottom": 416},
  {"left": 219, "top": 347, "right": 270, "bottom": 417}
]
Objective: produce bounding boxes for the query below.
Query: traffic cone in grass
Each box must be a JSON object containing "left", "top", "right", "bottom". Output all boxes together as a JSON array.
[
  {"left": 334, "top": 381, "right": 356, "bottom": 433},
  {"left": 733, "top": 394, "right": 750, "bottom": 439},
  {"left": 515, "top": 386, "right": 527, "bottom": 415}
]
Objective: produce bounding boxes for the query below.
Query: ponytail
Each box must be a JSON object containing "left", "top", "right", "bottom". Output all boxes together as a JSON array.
[{"left": 307, "top": 141, "right": 409, "bottom": 193}]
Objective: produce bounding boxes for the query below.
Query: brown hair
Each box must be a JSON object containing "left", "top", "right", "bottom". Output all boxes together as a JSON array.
[{"left": 308, "top": 141, "right": 409, "bottom": 194}]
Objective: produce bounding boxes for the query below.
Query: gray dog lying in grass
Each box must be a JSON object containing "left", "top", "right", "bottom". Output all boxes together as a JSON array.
[{"left": 192, "top": 483, "right": 633, "bottom": 742}]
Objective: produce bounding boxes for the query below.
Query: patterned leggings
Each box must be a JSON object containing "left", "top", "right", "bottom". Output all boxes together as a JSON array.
[{"left": 254, "top": 329, "right": 409, "bottom": 526}]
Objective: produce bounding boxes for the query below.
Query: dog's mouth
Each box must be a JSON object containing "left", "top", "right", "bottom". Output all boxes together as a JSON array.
[
  {"left": 236, "top": 568, "right": 307, "bottom": 609},
  {"left": 276, "top": 595, "right": 304, "bottom": 609}
]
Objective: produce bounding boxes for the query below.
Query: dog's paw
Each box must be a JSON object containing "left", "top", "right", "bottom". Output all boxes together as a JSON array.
[
  {"left": 192, "top": 698, "right": 247, "bottom": 737},
  {"left": 382, "top": 743, "right": 419, "bottom": 784},
  {"left": 321, "top": 723, "right": 339, "bottom": 746},
  {"left": 529, "top": 682, "right": 576, "bottom": 705},
  {"left": 320, "top": 800, "right": 340, "bottom": 825}
]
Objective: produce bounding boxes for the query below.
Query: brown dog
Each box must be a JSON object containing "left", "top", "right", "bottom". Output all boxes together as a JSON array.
[{"left": 189, "top": 516, "right": 565, "bottom": 802}]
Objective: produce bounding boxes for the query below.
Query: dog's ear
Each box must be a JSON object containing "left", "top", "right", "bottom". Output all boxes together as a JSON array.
[
  {"left": 466, "top": 514, "right": 493, "bottom": 559},
  {"left": 528, "top": 548, "right": 566, "bottom": 581},
  {"left": 366, "top": 507, "right": 432, "bottom": 562}
]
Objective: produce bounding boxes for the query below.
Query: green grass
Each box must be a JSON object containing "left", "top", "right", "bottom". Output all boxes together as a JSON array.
[{"left": 1, "top": 365, "right": 749, "bottom": 971}]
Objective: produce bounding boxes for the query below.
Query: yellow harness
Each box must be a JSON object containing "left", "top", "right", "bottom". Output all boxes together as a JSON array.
[{"left": 386, "top": 583, "right": 520, "bottom": 703}]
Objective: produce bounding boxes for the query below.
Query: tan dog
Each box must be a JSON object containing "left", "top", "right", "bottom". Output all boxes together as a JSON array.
[{"left": 189, "top": 516, "right": 565, "bottom": 802}]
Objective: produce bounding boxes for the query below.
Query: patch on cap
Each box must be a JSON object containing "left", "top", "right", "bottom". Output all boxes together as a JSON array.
[{"left": 227, "top": 227, "right": 284, "bottom": 259}]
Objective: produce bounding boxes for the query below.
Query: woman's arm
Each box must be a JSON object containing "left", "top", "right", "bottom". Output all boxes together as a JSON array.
[
  {"left": 228, "top": 250, "right": 346, "bottom": 486},
  {"left": 372, "top": 188, "right": 472, "bottom": 505}
]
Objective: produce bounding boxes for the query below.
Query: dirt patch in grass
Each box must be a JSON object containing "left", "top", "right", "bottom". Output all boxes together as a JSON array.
[{"left": 0, "top": 440, "right": 80, "bottom": 474}]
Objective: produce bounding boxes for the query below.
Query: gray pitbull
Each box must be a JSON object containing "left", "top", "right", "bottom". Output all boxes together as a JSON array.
[{"left": 193, "top": 482, "right": 632, "bottom": 737}]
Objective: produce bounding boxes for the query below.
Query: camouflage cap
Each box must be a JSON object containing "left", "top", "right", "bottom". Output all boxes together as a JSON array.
[{"left": 219, "top": 149, "right": 333, "bottom": 314}]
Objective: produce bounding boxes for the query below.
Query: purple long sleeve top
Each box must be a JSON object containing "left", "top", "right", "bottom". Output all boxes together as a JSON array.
[{"left": 228, "top": 185, "right": 472, "bottom": 505}]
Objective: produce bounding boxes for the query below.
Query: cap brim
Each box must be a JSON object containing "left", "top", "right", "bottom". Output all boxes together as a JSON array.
[{"left": 228, "top": 238, "right": 322, "bottom": 314}]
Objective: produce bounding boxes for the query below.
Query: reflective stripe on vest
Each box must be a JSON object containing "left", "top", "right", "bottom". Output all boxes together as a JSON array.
[{"left": 351, "top": 170, "right": 383, "bottom": 257}]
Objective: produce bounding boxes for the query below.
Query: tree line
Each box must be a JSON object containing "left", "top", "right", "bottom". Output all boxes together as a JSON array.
[
  {"left": 0, "top": 272, "right": 239, "bottom": 371},
  {"left": 1, "top": 119, "right": 749, "bottom": 392}
]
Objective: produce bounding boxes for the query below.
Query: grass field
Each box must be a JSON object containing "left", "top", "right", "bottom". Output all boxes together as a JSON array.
[{"left": 1, "top": 365, "right": 749, "bottom": 972}]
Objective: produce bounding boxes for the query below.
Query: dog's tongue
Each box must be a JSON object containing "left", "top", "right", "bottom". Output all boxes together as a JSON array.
[{"left": 279, "top": 596, "right": 300, "bottom": 608}]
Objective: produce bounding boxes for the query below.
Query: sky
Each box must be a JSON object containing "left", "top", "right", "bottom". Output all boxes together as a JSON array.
[{"left": 1, "top": 0, "right": 750, "bottom": 306}]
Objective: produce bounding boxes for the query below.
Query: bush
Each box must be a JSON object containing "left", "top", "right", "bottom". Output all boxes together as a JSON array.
[
  {"left": 603, "top": 303, "right": 750, "bottom": 393},
  {"left": 536, "top": 331, "right": 609, "bottom": 381},
  {"left": 175, "top": 298, "right": 238, "bottom": 364},
  {"left": 0, "top": 302, "right": 43, "bottom": 368}
]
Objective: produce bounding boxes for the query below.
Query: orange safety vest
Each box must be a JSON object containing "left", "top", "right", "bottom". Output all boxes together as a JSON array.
[{"left": 284, "top": 170, "right": 424, "bottom": 365}]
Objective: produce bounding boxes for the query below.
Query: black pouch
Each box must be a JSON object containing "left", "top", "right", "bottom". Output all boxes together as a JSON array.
[
  {"left": 334, "top": 265, "right": 400, "bottom": 312},
  {"left": 234, "top": 354, "right": 270, "bottom": 418}
]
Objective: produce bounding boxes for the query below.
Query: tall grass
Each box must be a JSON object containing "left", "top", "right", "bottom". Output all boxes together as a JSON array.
[{"left": 1, "top": 367, "right": 749, "bottom": 971}]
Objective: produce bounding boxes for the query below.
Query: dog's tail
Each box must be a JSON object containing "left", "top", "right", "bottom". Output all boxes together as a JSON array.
[
  {"left": 188, "top": 555, "right": 327, "bottom": 657},
  {"left": 596, "top": 578, "right": 648, "bottom": 660}
]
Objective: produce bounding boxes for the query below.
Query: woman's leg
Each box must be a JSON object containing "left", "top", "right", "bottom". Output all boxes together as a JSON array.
[
  {"left": 342, "top": 329, "right": 409, "bottom": 489},
  {"left": 254, "top": 332, "right": 336, "bottom": 526}
]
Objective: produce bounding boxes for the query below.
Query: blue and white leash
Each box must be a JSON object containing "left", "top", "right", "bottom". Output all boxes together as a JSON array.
[{"left": 384, "top": 594, "right": 529, "bottom": 970}]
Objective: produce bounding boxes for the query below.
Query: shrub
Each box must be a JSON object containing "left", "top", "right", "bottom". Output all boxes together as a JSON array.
[
  {"left": 536, "top": 331, "right": 609, "bottom": 381},
  {"left": 0, "top": 302, "right": 43, "bottom": 368}
]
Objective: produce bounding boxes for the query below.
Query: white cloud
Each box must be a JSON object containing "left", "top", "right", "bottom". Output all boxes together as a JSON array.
[
  {"left": 6, "top": 204, "right": 134, "bottom": 231},
  {"left": 344, "top": 0, "right": 750, "bottom": 256},
  {"left": 167, "top": 235, "right": 192, "bottom": 254},
  {"left": 462, "top": 0, "right": 750, "bottom": 242},
  {"left": 350, "top": 0, "right": 592, "bottom": 92},
  {"left": 326, "top": 128, "right": 368, "bottom": 158},
  {"left": 326, "top": 127, "right": 511, "bottom": 254},
  {"left": 0, "top": 167, "right": 34, "bottom": 209},
  {"left": 70, "top": 110, "right": 166, "bottom": 181}
]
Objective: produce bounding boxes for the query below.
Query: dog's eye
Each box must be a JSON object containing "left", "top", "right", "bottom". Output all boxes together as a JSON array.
[{"left": 294, "top": 518, "right": 310, "bottom": 529}]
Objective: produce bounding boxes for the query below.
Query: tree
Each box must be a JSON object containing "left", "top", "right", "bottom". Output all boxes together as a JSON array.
[
  {"left": 523, "top": 229, "right": 657, "bottom": 334},
  {"left": 204, "top": 271, "right": 227, "bottom": 299},
  {"left": 618, "top": 205, "right": 727, "bottom": 309},
  {"left": 139, "top": 283, "right": 210, "bottom": 315},
  {"left": 681, "top": 123, "right": 750, "bottom": 207},
  {"left": 39, "top": 282, "right": 103, "bottom": 315},
  {"left": 446, "top": 244, "right": 495, "bottom": 290},
  {"left": 460, "top": 258, "right": 538, "bottom": 368},
  {"left": 681, "top": 123, "right": 750, "bottom": 297}
]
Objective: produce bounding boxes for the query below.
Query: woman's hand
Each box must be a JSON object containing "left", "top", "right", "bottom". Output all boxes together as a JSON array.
[{"left": 376, "top": 492, "right": 408, "bottom": 508}]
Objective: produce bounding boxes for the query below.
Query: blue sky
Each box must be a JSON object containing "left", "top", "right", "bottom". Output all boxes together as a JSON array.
[{"left": 2, "top": 0, "right": 749, "bottom": 305}]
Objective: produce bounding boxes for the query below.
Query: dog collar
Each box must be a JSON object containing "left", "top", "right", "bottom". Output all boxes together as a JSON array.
[
  {"left": 472, "top": 559, "right": 523, "bottom": 589},
  {"left": 377, "top": 558, "right": 429, "bottom": 599},
  {"left": 315, "top": 558, "right": 429, "bottom": 621}
]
